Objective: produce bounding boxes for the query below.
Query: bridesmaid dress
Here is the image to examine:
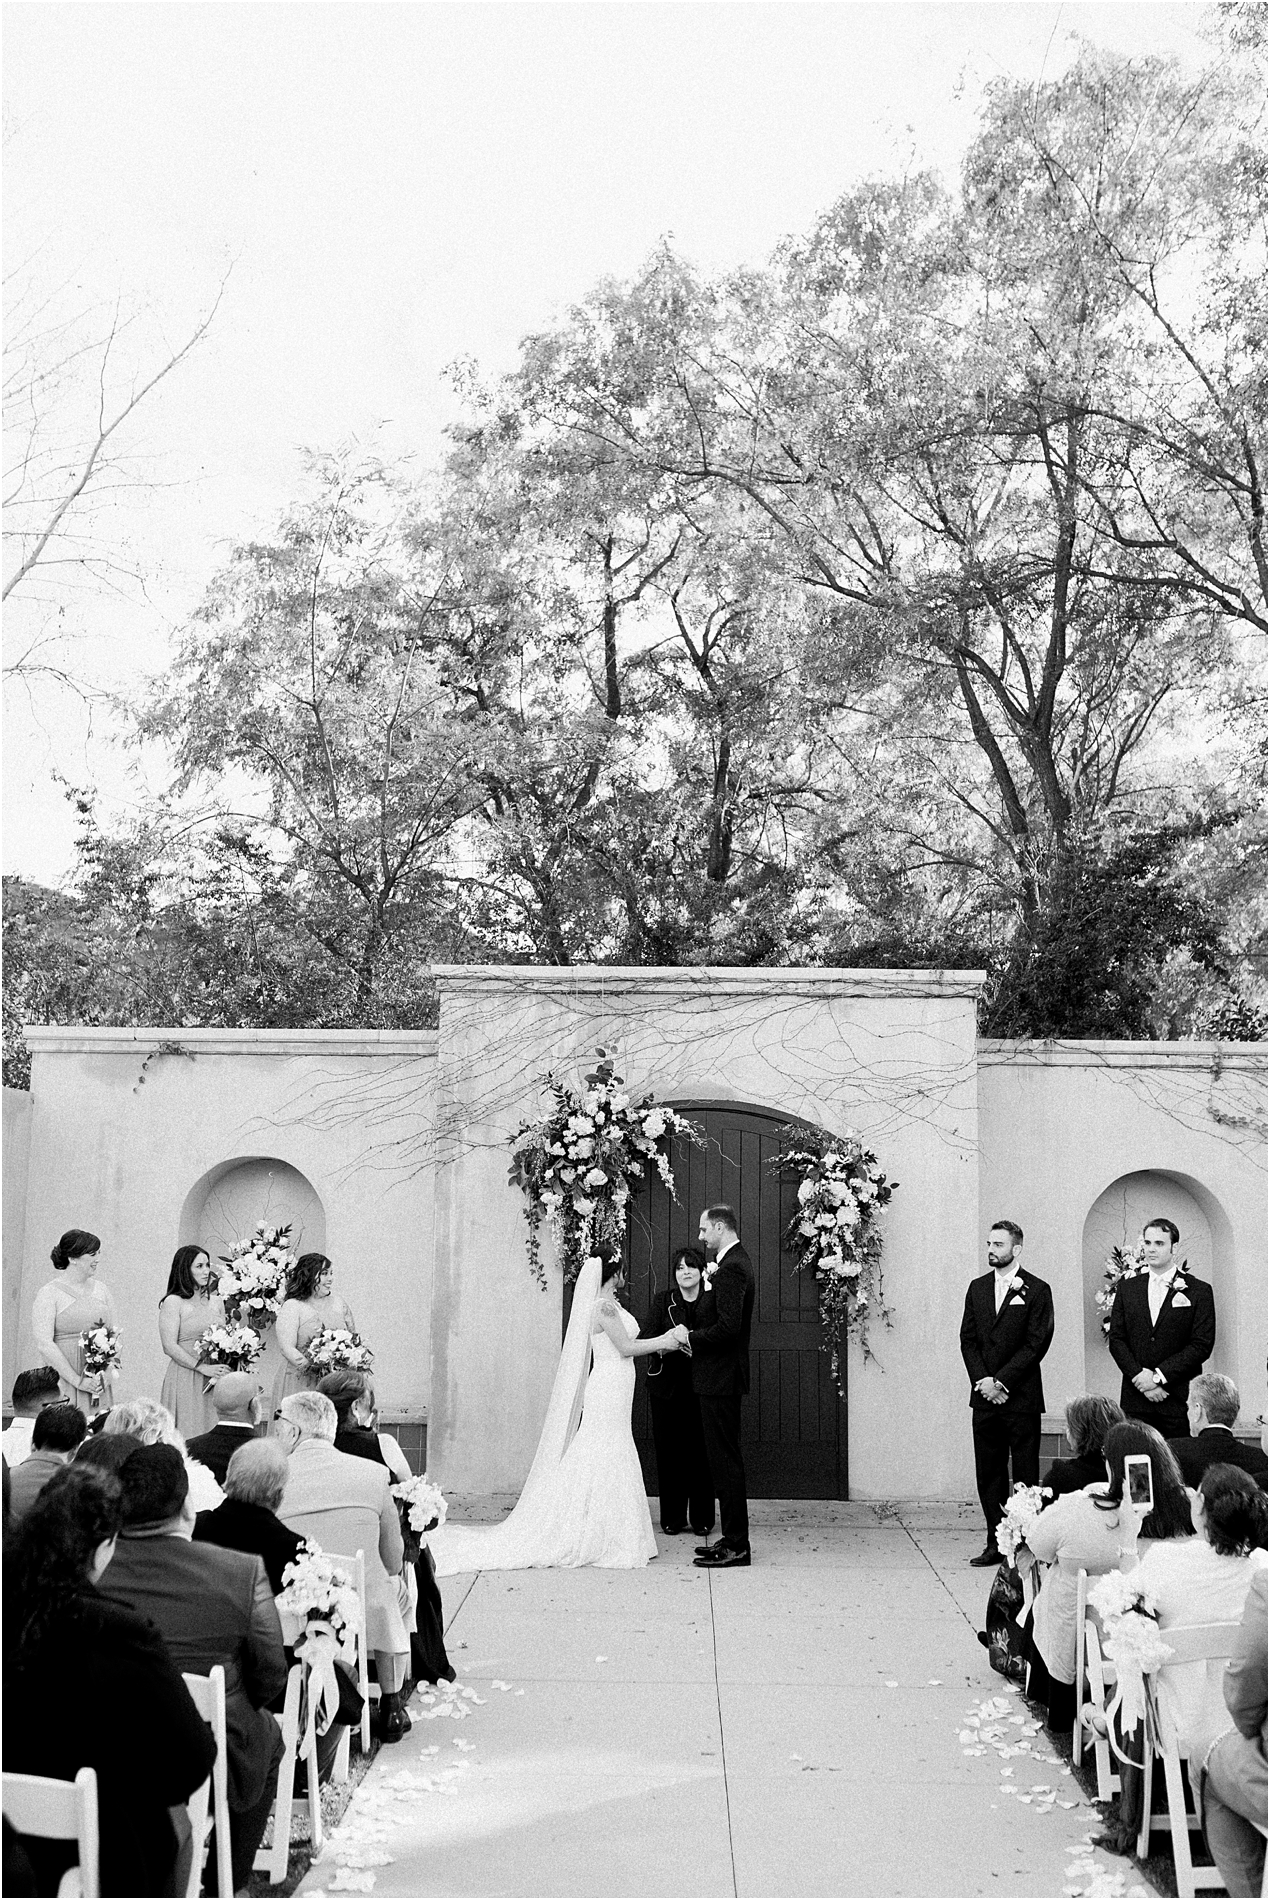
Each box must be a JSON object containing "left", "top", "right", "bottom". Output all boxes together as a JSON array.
[
  {"left": 51, "top": 1283, "right": 116, "bottom": 1416},
  {"left": 159, "top": 1293, "right": 226, "bottom": 1438},
  {"left": 271, "top": 1297, "right": 357, "bottom": 1414}
]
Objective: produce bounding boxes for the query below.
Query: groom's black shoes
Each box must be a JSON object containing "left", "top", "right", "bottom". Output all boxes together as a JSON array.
[
  {"left": 969, "top": 1547, "right": 1000, "bottom": 1567},
  {"left": 694, "top": 1543, "right": 751, "bottom": 1568}
]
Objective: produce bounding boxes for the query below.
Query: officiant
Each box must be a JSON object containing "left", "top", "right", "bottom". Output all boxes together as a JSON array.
[{"left": 640, "top": 1248, "right": 716, "bottom": 1539}]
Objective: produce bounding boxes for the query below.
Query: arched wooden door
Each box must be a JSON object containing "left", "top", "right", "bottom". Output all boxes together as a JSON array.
[{"left": 623, "top": 1102, "right": 848, "bottom": 1500}]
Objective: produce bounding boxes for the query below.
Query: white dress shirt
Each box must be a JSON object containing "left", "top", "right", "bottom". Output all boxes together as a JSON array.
[
  {"left": 1146, "top": 1269, "right": 1175, "bottom": 1326},
  {"left": 993, "top": 1267, "right": 1016, "bottom": 1314}
]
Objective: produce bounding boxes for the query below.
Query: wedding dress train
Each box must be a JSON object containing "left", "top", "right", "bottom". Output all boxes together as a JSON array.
[{"left": 429, "top": 1263, "right": 657, "bottom": 1574}]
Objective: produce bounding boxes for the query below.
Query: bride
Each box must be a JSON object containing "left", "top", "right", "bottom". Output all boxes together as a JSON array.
[{"left": 429, "top": 1253, "right": 681, "bottom": 1573}]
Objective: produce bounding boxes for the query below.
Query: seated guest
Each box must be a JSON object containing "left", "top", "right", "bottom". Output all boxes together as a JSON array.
[
  {"left": 7, "top": 1403, "right": 88, "bottom": 1524},
  {"left": 1124, "top": 1464, "right": 1268, "bottom": 1758},
  {"left": 3, "top": 1463, "right": 215, "bottom": 1896},
  {"left": 195, "top": 1438, "right": 305, "bottom": 1593},
  {"left": 318, "top": 1370, "right": 454, "bottom": 1686},
  {"left": 185, "top": 1371, "right": 264, "bottom": 1484},
  {"left": 1169, "top": 1375, "right": 1269, "bottom": 1490},
  {"left": 96, "top": 1443, "right": 287, "bottom": 1892},
  {"left": 1, "top": 1367, "right": 62, "bottom": 1466},
  {"left": 103, "top": 1395, "right": 225, "bottom": 1511},
  {"left": 74, "top": 1430, "right": 143, "bottom": 1475},
  {"left": 1200, "top": 1568, "right": 1267, "bottom": 1897},
  {"left": 1043, "top": 1395, "right": 1125, "bottom": 1501},
  {"left": 275, "top": 1390, "right": 415, "bottom": 1739}
]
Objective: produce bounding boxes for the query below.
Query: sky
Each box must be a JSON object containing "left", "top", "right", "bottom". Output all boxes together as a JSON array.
[{"left": 3, "top": 1, "right": 1214, "bottom": 884}]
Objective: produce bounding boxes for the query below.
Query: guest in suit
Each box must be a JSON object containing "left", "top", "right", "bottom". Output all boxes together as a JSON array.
[
  {"left": 641, "top": 1247, "right": 715, "bottom": 1538},
  {"left": 1169, "top": 1374, "right": 1268, "bottom": 1490},
  {"left": 0, "top": 1367, "right": 62, "bottom": 1467},
  {"left": 7, "top": 1403, "right": 87, "bottom": 1524},
  {"left": 95, "top": 1443, "right": 287, "bottom": 1891},
  {"left": 275, "top": 1389, "right": 414, "bottom": 1740},
  {"left": 1200, "top": 1567, "right": 1267, "bottom": 1896},
  {"left": 960, "top": 1220, "right": 1056, "bottom": 1565},
  {"left": 3, "top": 1463, "right": 216, "bottom": 1898},
  {"left": 1108, "top": 1217, "right": 1216, "bottom": 1439},
  {"left": 194, "top": 1438, "right": 306, "bottom": 1592},
  {"left": 673, "top": 1206, "right": 755, "bottom": 1569},
  {"left": 1042, "top": 1395, "right": 1124, "bottom": 1503},
  {"left": 185, "top": 1371, "right": 264, "bottom": 1484}
]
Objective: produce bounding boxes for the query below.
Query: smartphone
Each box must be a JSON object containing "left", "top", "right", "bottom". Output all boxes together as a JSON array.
[{"left": 1124, "top": 1453, "right": 1154, "bottom": 1514}]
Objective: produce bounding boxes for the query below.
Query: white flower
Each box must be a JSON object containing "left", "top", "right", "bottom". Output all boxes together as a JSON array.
[
  {"left": 835, "top": 1205, "right": 857, "bottom": 1228},
  {"left": 642, "top": 1110, "right": 666, "bottom": 1139},
  {"left": 1009, "top": 1276, "right": 1024, "bottom": 1291},
  {"left": 797, "top": 1179, "right": 815, "bottom": 1204},
  {"left": 610, "top": 1094, "right": 629, "bottom": 1112},
  {"left": 816, "top": 1212, "right": 836, "bottom": 1228},
  {"left": 584, "top": 1167, "right": 608, "bottom": 1188},
  {"left": 799, "top": 1219, "right": 817, "bottom": 1238}
]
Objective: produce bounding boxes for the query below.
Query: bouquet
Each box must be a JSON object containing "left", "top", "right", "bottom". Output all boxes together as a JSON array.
[
  {"left": 277, "top": 1541, "right": 363, "bottom": 1738},
  {"left": 995, "top": 1482, "right": 1052, "bottom": 1565},
  {"left": 1088, "top": 1571, "right": 1171, "bottom": 1731},
  {"left": 196, "top": 1323, "right": 264, "bottom": 1373},
  {"left": 304, "top": 1328, "right": 373, "bottom": 1375},
  {"left": 509, "top": 1050, "right": 704, "bottom": 1287},
  {"left": 774, "top": 1128, "right": 898, "bottom": 1391},
  {"left": 80, "top": 1324, "right": 121, "bottom": 1384},
  {"left": 1094, "top": 1244, "right": 1147, "bottom": 1338},
  {"left": 217, "top": 1223, "right": 295, "bottom": 1328},
  {"left": 390, "top": 1474, "right": 447, "bottom": 1536}
]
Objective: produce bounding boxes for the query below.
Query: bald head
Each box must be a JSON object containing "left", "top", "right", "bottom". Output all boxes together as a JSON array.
[{"left": 211, "top": 1372, "right": 262, "bottom": 1424}]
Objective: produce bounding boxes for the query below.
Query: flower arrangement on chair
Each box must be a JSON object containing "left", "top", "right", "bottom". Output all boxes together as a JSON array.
[
  {"left": 995, "top": 1481, "right": 1052, "bottom": 1565},
  {"left": 277, "top": 1542, "right": 363, "bottom": 1738},
  {"left": 773, "top": 1128, "right": 897, "bottom": 1394},
  {"left": 1087, "top": 1571, "right": 1172, "bottom": 1733},
  {"left": 195, "top": 1324, "right": 265, "bottom": 1373},
  {"left": 304, "top": 1328, "right": 373, "bottom": 1375},
  {"left": 216, "top": 1223, "right": 295, "bottom": 1329},
  {"left": 508, "top": 1049, "right": 703, "bottom": 1287}
]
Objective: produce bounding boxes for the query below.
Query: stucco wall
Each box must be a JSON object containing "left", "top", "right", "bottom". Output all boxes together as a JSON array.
[
  {"left": 16, "top": 1029, "right": 438, "bottom": 1417},
  {"left": 428, "top": 966, "right": 984, "bottom": 1501},
  {"left": 978, "top": 1042, "right": 1268, "bottom": 1426},
  {"left": 3, "top": 1087, "right": 33, "bottom": 1402}
]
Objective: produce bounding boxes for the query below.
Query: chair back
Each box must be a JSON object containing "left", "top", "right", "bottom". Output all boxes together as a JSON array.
[
  {"left": 1156, "top": 1622, "right": 1244, "bottom": 1670},
  {"left": 325, "top": 1548, "right": 373, "bottom": 1753},
  {"left": 181, "top": 1665, "right": 232, "bottom": 1899},
  {"left": 2, "top": 1768, "right": 99, "bottom": 1899}
]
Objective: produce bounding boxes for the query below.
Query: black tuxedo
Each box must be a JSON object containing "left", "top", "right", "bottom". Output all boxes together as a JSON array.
[
  {"left": 689, "top": 1243, "right": 756, "bottom": 1551},
  {"left": 1167, "top": 1426, "right": 1267, "bottom": 1490},
  {"left": 1107, "top": 1271, "right": 1215, "bottom": 1439},
  {"left": 959, "top": 1267, "right": 1055, "bottom": 1543},
  {"left": 185, "top": 1421, "right": 258, "bottom": 1485}
]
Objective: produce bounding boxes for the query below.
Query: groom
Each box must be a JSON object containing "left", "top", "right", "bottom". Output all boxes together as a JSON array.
[{"left": 672, "top": 1205, "right": 755, "bottom": 1569}]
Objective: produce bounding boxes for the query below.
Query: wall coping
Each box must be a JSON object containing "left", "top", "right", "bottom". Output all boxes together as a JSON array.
[
  {"left": 433, "top": 964, "right": 987, "bottom": 999},
  {"left": 978, "top": 1039, "right": 1267, "bottom": 1071},
  {"left": 22, "top": 1026, "right": 440, "bottom": 1058}
]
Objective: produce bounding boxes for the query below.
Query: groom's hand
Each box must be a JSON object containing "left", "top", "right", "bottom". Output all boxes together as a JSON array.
[{"left": 670, "top": 1324, "right": 690, "bottom": 1347}]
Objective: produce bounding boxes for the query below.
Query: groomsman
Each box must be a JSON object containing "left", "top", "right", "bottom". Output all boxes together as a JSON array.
[
  {"left": 1108, "top": 1217, "right": 1216, "bottom": 1441},
  {"left": 959, "top": 1220, "right": 1055, "bottom": 1566}
]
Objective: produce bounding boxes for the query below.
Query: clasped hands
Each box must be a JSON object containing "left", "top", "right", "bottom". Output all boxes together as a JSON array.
[
  {"left": 1132, "top": 1369, "right": 1167, "bottom": 1402},
  {"left": 667, "top": 1323, "right": 692, "bottom": 1356},
  {"left": 975, "top": 1376, "right": 1008, "bottom": 1405}
]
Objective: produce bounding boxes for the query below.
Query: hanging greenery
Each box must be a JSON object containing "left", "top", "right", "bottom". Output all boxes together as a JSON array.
[
  {"left": 774, "top": 1127, "right": 898, "bottom": 1394},
  {"left": 508, "top": 1049, "right": 703, "bottom": 1287}
]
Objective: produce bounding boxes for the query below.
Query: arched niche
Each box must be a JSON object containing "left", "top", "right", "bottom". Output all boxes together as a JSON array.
[
  {"left": 180, "top": 1157, "right": 326, "bottom": 1265},
  {"left": 1080, "top": 1169, "right": 1236, "bottom": 1401}
]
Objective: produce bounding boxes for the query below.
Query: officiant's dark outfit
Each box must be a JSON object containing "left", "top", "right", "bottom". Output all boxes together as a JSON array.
[
  {"left": 960, "top": 1267, "right": 1055, "bottom": 1547},
  {"left": 640, "top": 1287, "right": 715, "bottom": 1536},
  {"left": 1107, "top": 1271, "right": 1215, "bottom": 1441},
  {"left": 688, "top": 1242, "right": 756, "bottom": 1558}
]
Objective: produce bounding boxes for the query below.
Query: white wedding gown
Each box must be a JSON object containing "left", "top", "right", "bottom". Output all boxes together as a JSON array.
[{"left": 429, "top": 1303, "right": 657, "bottom": 1574}]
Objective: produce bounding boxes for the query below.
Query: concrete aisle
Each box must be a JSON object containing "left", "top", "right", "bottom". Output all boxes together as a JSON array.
[{"left": 300, "top": 1504, "right": 1153, "bottom": 1900}]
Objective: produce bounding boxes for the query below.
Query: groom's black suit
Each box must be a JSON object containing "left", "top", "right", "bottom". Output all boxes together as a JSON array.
[{"left": 688, "top": 1241, "right": 755, "bottom": 1553}]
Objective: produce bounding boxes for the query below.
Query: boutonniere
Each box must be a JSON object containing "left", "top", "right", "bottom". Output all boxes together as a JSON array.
[{"left": 1009, "top": 1276, "right": 1025, "bottom": 1293}]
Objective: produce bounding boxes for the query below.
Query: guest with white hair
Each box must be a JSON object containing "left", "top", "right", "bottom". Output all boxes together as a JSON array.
[
  {"left": 102, "top": 1395, "right": 225, "bottom": 1512},
  {"left": 274, "top": 1389, "right": 414, "bottom": 1741},
  {"left": 1168, "top": 1374, "right": 1268, "bottom": 1489},
  {"left": 194, "top": 1438, "right": 305, "bottom": 1593}
]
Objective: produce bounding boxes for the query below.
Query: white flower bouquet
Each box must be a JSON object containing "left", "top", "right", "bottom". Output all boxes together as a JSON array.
[
  {"left": 1094, "top": 1244, "right": 1146, "bottom": 1338},
  {"left": 995, "top": 1482, "right": 1052, "bottom": 1565},
  {"left": 277, "top": 1541, "right": 363, "bottom": 1735},
  {"left": 304, "top": 1327, "right": 373, "bottom": 1375},
  {"left": 196, "top": 1323, "right": 264, "bottom": 1372},
  {"left": 80, "top": 1323, "right": 122, "bottom": 1382},
  {"left": 774, "top": 1129, "right": 898, "bottom": 1390},
  {"left": 217, "top": 1223, "right": 295, "bottom": 1328},
  {"left": 390, "top": 1473, "right": 448, "bottom": 1536},
  {"left": 1088, "top": 1571, "right": 1170, "bottom": 1730},
  {"left": 509, "top": 1049, "right": 704, "bottom": 1286}
]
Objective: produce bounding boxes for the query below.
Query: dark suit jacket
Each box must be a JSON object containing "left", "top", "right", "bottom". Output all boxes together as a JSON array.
[
  {"left": 1107, "top": 1272, "right": 1216, "bottom": 1411},
  {"left": 194, "top": 1496, "right": 306, "bottom": 1594},
  {"left": 641, "top": 1287, "right": 711, "bottom": 1401},
  {"left": 959, "top": 1269, "right": 1054, "bottom": 1415},
  {"left": 3, "top": 1586, "right": 215, "bottom": 1897},
  {"left": 1042, "top": 1450, "right": 1108, "bottom": 1501},
  {"left": 689, "top": 1244, "right": 755, "bottom": 1398},
  {"left": 1166, "top": 1426, "right": 1268, "bottom": 1490},
  {"left": 96, "top": 1531, "right": 286, "bottom": 1811},
  {"left": 184, "top": 1421, "right": 258, "bottom": 1485}
]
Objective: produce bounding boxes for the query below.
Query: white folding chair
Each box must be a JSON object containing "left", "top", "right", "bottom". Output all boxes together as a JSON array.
[
  {"left": 182, "top": 1665, "right": 232, "bottom": 1900},
  {"left": 1072, "top": 1567, "right": 1089, "bottom": 1768},
  {"left": 253, "top": 1660, "right": 323, "bottom": 1886},
  {"left": 2, "top": 1766, "right": 99, "bottom": 1899},
  {"left": 1137, "top": 1622, "right": 1242, "bottom": 1899},
  {"left": 1081, "top": 1615, "right": 1123, "bottom": 1803},
  {"left": 326, "top": 1549, "right": 374, "bottom": 1756}
]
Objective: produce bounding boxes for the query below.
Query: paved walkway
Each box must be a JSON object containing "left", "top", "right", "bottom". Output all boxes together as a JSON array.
[{"left": 301, "top": 1503, "right": 1153, "bottom": 1899}]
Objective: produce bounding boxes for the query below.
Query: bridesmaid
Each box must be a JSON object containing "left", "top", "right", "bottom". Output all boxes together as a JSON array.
[
  {"left": 158, "top": 1245, "right": 227, "bottom": 1437},
  {"left": 31, "top": 1229, "right": 118, "bottom": 1415},
  {"left": 273, "top": 1253, "right": 358, "bottom": 1413}
]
